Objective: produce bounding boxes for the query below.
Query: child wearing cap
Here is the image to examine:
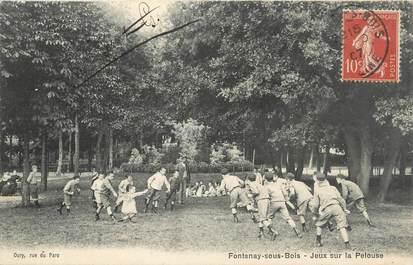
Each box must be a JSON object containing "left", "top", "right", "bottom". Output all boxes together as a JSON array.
[
  {"left": 310, "top": 172, "right": 351, "bottom": 248},
  {"left": 246, "top": 174, "right": 278, "bottom": 239},
  {"left": 219, "top": 168, "right": 254, "bottom": 223},
  {"left": 121, "top": 184, "right": 148, "bottom": 222},
  {"left": 336, "top": 174, "right": 375, "bottom": 227},
  {"left": 285, "top": 172, "right": 313, "bottom": 232},
  {"left": 264, "top": 172, "right": 302, "bottom": 238},
  {"left": 57, "top": 175, "right": 81, "bottom": 215}
]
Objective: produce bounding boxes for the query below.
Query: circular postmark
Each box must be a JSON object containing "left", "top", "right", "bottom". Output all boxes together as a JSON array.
[{"left": 344, "top": 9, "right": 389, "bottom": 79}]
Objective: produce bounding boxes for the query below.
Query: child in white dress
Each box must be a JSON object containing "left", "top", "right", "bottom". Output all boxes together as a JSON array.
[{"left": 121, "top": 185, "right": 148, "bottom": 222}]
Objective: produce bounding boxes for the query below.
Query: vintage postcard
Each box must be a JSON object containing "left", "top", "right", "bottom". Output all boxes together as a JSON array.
[{"left": 0, "top": 1, "right": 412, "bottom": 265}]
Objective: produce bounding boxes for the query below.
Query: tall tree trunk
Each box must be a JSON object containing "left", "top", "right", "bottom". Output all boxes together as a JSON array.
[
  {"left": 308, "top": 145, "right": 314, "bottom": 170},
  {"left": 315, "top": 144, "right": 321, "bottom": 172},
  {"left": 67, "top": 130, "right": 72, "bottom": 173},
  {"left": 21, "top": 132, "right": 30, "bottom": 207},
  {"left": 108, "top": 128, "right": 113, "bottom": 170},
  {"left": 295, "top": 147, "right": 305, "bottom": 180},
  {"left": 399, "top": 138, "right": 407, "bottom": 184},
  {"left": 41, "top": 132, "right": 47, "bottom": 191},
  {"left": 286, "top": 148, "right": 296, "bottom": 173},
  {"left": 276, "top": 151, "right": 283, "bottom": 178},
  {"left": 96, "top": 127, "right": 104, "bottom": 173},
  {"left": 103, "top": 125, "right": 110, "bottom": 173},
  {"left": 9, "top": 135, "right": 13, "bottom": 166},
  {"left": 73, "top": 113, "right": 80, "bottom": 176},
  {"left": 267, "top": 145, "right": 276, "bottom": 169},
  {"left": 138, "top": 127, "right": 143, "bottom": 151},
  {"left": 56, "top": 130, "right": 63, "bottom": 177},
  {"left": 359, "top": 124, "right": 373, "bottom": 196},
  {"left": 88, "top": 138, "right": 93, "bottom": 172},
  {"left": 46, "top": 149, "right": 49, "bottom": 182},
  {"left": 0, "top": 129, "right": 4, "bottom": 176},
  {"left": 322, "top": 144, "right": 330, "bottom": 175},
  {"left": 378, "top": 128, "right": 401, "bottom": 202},
  {"left": 344, "top": 130, "right": 361, "bottom": 182}
]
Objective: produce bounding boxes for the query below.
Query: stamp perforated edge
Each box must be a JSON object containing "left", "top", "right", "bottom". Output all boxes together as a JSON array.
[{"left": 340, "top": 9, "right": 401, "bottom": 83}]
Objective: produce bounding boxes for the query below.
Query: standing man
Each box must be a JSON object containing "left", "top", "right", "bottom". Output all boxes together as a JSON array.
[
  {"left": 144, "top": 167, "right": 170, "bottom": 213},
  {"left": 177, "top": 159, "right": 187, "bottom": 204},
  {"left": 26, "top": 165, "right": 40, "bottom": 207}
]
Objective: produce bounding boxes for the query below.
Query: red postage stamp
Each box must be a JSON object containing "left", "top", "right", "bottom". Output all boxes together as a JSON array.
[{"left": 342, "top": 10, "right": 400, "bottom": 82}]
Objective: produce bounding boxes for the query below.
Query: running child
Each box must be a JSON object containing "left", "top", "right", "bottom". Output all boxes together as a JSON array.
[
  {"left": 218, "top": 168, "right": 254, "bottom": 223},
  {"left": 57, "top": 175, "right": 81, "bottom": 214},
  {"left": 246, "top": 174, "right": 278, "bottom": 239},
  {"left": 336, "top": 174, "right": 375, "bottom": 227},
  {"left": 164, "top": 170, "right": 180, "bottom": 210},
  {"left": 114, "top": 174, "right": 134, "bottom": 212},
  {"left": 310, "top": 172, "right": 351, "bottom": 248},
  {"left": 94, "top": 172, "right": 119, "bottom": 222},
  {"left": 264, "top": 172, "right": 302, "bottom": 238},
  {"left": 285, "top": 172, "right": 313, "bottom": 232},
  {"left": 90, "top": 168, "right": 99, "bottom": 209},
  {"left": 144, "top": 167, "right": 170, "bottom": 213}
]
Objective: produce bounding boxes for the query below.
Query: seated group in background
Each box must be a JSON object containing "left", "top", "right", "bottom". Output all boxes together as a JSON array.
[
  {"left": 186, "top": 180, "right": 226, "bottom": 197},
  {"left": 0, "top": 170, "right": 21, "bottom": 196}
]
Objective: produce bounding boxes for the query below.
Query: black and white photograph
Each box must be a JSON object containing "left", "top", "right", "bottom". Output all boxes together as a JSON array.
[{"left": 0, "top": 1, "right": 412, "bottom": 264}]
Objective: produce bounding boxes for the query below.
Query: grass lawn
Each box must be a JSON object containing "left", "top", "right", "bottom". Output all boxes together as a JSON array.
[{"left": 0, "top": 172, "right": 412, "bottom": 256}]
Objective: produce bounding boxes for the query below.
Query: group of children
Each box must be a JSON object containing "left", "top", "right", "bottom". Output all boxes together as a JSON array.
[
  {"left": 57, "top": 164, "right": 187, "bottom": 221},
  {"left": 218, "top": 168, "right": 375, "bottom": 248},
  {"left": 55, "top": 164, "right": 375, "bottom": 248}
]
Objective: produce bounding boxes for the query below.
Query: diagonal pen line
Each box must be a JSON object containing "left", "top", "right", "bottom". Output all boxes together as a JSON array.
[
  {"left": 126, "top": 22, "right": 146, "bottom": 37},
  {"left": 122, "top": 6, "right": 159, "bottom": 35},
  {"left": 75, "top": 19, "right": 201, "bottom": 89}
]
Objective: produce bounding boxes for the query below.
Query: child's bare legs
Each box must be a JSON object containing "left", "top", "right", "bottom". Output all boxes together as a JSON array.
[
  {"left": 123, "top": 213, "right": 137, "bottom": 222},
  {"left": 263, "top": 219, "right": 278, "bottom": 240},
  {"left": 362, "top": 210, "right": 374, "bottom": 226},
  {"left": 231, "top": 208, "right": 239, "bottom": 223},
  {"left": 280, "top": 207, "right": 301, "bottom": 238},
  {"left": 299, "top": 215, "right": 307, "bottom": 231},
  {"left": 57, "top": 202, "right": 69, "bottom": 214},
  {"left": 339, "top": 228, "right": 350, "bottom": 245},
  {"left": 95, "top": 205, "right": 103, "bottom": 221},
  {"left": 316, "top": 226, "right": 350, "bottom": 248},
  {"left": 316, "top": 226, "right": 323, "bottom": 246}
]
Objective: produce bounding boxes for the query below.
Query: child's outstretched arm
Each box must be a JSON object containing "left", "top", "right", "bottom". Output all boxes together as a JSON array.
[{"left": 132, "top": 189, "right": 148, "bottom": 198}]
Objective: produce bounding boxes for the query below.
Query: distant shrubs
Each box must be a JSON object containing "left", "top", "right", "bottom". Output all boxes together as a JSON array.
[{"left": 120, "top": 160, "right": 254, "bottom": 173}]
